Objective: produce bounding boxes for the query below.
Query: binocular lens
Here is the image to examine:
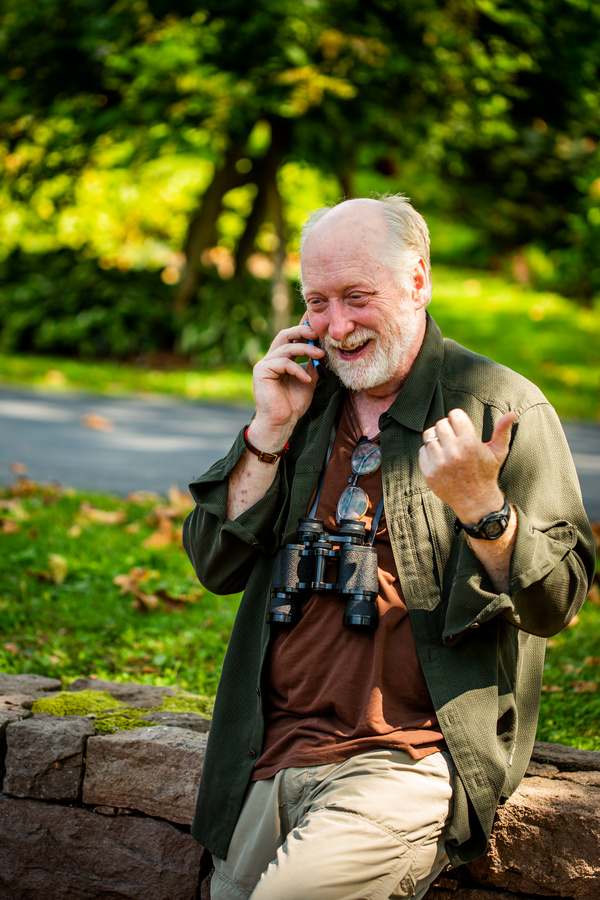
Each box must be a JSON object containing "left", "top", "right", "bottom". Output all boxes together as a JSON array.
[{"left": 267, "top": 518, "right": 379, "bottom": 630}]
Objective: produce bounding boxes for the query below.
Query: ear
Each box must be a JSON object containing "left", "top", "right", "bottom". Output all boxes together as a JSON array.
[{"left": 411, "top": 258, "right": 430, "bottom": 310}]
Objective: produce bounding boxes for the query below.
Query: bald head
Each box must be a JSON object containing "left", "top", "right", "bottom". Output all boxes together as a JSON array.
[{"left": 300, "top": 193, "right": 431, "bottom": 303}]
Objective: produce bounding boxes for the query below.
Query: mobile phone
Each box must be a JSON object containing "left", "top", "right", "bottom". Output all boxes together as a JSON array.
[{"left": 304, "top": 322, "right": 327, "bottom": 380}]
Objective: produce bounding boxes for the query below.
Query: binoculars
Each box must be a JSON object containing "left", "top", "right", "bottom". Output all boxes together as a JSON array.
[{"left": 267, "top": 517, "right": 379, "bottom": 631}]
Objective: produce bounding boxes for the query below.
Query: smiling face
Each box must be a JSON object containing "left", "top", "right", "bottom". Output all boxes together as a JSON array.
[{"left": 300, "top": 200, "right": 428, "bottom": 396}]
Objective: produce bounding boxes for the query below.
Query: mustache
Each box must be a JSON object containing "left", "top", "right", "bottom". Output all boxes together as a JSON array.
[{"left": 324, "top": 329, "right": 378, "bottom": 352}]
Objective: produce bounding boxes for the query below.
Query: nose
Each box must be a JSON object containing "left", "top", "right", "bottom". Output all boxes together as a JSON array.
[{"left": 327, "top": 300, "right": 355, "bottom": 343}]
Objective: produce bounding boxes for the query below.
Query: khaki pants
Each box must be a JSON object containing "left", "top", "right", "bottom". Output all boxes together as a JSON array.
[{"left": 211, "top": 749, "right": 454, "bottom": 900}]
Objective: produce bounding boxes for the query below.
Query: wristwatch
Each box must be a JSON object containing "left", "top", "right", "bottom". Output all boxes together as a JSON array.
[{"left": 454, "top": 499, "right": 511, "bottom": 540}]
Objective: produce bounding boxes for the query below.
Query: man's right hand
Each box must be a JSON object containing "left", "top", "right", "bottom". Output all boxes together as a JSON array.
[{"left": 248, "top": 321, "right": 325, "bottom": 453}]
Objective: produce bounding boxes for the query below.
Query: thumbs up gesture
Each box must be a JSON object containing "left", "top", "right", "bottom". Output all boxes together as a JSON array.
[{"left": 419, "top": 409, "right": 517, "bottom": 526}]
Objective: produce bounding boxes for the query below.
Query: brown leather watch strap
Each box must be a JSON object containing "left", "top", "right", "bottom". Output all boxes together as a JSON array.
[{"left": 243, "top": 426, "right": 289, "bottom": 464}]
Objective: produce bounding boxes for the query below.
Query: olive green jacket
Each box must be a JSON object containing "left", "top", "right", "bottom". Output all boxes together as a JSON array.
[{"left": 183, "top": 316, "right": 595, "bottom": 867}]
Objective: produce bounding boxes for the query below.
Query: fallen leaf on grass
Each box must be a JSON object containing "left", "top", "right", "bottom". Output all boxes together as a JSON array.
[
  {"left": 126, "top": 491, "right": 160, "bottom": 505},
  {"left": 142, "top": 516, "right": 178, "bottom": 549},
  {"left": 1, "top": 518, "right": 20, "bottom": 534},
  {"left": 567, "top": 614, "right": 580, "bottom": 628},
  {"left": 3, "top": 643, "right": 19, "bottom": 655},
  {"left": 8, "top": 478, "right": 62, "bottom": 502},
  {"left": 49, "top": 554, "right": 69, "bottom": 584},
  {"left": 26, "top": 553, "right": 69, "bottom": 585},
  {"left": 113, "top": 567, "right": 159, "bottom": 612},
  {"left": 81, "top": 414, "right": 115, "bottom": 431},
  {"left": 541, "top": 685, "right": 563, "bottom": 693},
  {"left": 68, "top": 524, "right": 82, "bottom": 538},
  {"left": 0, "top": 499, "right": 29, "bottom": 521},
  {"left": 154, "top": 586, "right": 203, "bottom": 610},
  {"left": 572, "top": 681, "right": 598, "bottom": 693},
  {"left": 167, "top": 484, "right": 194, "bottom": 514},
  {"left": 113, "top": 566, "right": 201, "bottom": 611},
  {"left": 79, "top": 501, "right": 127, "bottom": 526},
  {"left": 584, "top": 656, "right": 600, "bottom": 667}
]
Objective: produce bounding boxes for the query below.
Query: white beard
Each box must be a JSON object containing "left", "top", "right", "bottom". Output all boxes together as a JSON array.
[{"left": 323, "top": 306, "right": 421, "bottom": 391}]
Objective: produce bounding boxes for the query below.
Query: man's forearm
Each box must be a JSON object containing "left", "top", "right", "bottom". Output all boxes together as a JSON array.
[
  {"left": 226, "top": 450, "right": 280, "bottom": 520},
  {"left": 465, "top": 507, "right": 518, "bottom": 593},
  {"left": 226, "top": 419, "right": 291, "bottom": 520}
]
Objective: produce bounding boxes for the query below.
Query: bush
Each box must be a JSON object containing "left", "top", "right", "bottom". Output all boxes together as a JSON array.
[
  {"left": 0, "top": 248, "right": 283, "bottom": 365},
  {"left": 0, "top": 249, "right": 176, "bottom": 359}
]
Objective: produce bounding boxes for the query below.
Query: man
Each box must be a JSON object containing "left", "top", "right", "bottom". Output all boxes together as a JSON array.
[{"left": 183, "top": 195, "right": 594, "bottom": 900}]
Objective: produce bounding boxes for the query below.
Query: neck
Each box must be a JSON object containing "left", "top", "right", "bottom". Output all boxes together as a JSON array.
[{"left": 350, "top": 390, "right": 398, "bottom": 439}]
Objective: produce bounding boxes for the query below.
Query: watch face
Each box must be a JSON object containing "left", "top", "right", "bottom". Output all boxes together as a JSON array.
[{"left": 484, "top": 520, "right": 504, "bottom": 538}]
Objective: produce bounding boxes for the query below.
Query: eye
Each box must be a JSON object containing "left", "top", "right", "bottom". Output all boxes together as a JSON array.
[
  {"left": 307, "top": 297, "right": 327, "bottom": 310},
  {"left": 347, "top": 291, "right": 368, "bottom": 303}
]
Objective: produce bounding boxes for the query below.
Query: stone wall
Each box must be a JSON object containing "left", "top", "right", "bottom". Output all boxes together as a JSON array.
[{"left": 1, "top": 673, "right": 599, "bottom": 900}]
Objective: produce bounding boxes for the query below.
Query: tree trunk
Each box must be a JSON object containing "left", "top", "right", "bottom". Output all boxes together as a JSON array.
[
  {"left": 173, "top": 143, "right": 246, "bottom": 315},
  {"left": 268, "top": 166, "right": 291, "bottom": 336}
]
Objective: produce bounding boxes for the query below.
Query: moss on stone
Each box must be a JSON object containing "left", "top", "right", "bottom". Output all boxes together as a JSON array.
[
  {"left": 32, "top": 690, "right": 124, "bottom": 717},
  {"left": 30, "top": 686, "right": 214, "bottom": 734},
  {"left": 159, "top": 690, "right": 213, "bottom": 719}
]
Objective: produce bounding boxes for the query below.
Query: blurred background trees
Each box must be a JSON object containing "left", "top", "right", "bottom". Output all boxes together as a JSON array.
[{"left": 1, "top": 0, "right": 599, "bottom": 364}]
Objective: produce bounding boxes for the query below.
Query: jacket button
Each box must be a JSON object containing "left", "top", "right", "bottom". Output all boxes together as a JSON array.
[
  {"left": 469, "top": 622, "right": 480, "bottom": 629},
  {"left": 248, "top": 749, "right": 257, "bottom": 759}
]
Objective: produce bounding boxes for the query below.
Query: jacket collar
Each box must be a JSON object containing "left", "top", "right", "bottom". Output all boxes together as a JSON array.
[
  {"left": 386, "top": 313, "right": 444, "bottom": 433},
  {"left": 307, "top": 312, "right": 444, "bottom": 433}
]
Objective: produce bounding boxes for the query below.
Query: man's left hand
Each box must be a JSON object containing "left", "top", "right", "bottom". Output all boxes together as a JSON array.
[{"left": 419, "top": 408, "right": 517, "bottom": 525}]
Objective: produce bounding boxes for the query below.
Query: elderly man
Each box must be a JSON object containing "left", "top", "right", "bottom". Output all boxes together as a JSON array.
[{"left": 183, "top": 194, "right": 594, "bottom": 900}]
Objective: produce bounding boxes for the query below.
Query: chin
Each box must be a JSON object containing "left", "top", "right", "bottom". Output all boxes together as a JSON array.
[{"left": 329, "top": 357, "right": 394, "bottom": 392}]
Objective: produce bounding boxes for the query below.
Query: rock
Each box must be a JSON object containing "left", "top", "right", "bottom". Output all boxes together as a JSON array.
[
  {"left": 4, "top": 713, "right": 95, "bottom": 801},
  {"left": 0, "top": 709, "right": 33, "bottom": 786},
  {"left": 0, "top": 673, "right": 62, "bottom": 697},
  {"left": 0, "top": 693, "right": 37, "bottom": 710},
  {"left": 0, "top": 793, "right": 205, "bottom": 900},
  {"left": 425, "top": 890, "right": 540, "bottom": 900},
  {"left": 67, "top": 676, "right": 177, "bottom": 708},
  {"left": 524, "top": 760, "right": 559, "bottom": 778},
  {"left": 556, "top": 770, "right": 600, "bottom": 787},
  {"left": 468, "top": 775, "right": 600, "bottom": 900},
  {"left": 141, "top": 711, "right": 211, "bottom": 733},
  {"left": 0, "top": 708, "right": 32, "bottom": 732},
  {"left": 531, "top": 740, "right": 600, "bottom": 772},
  {"left": 83, "top": 725, "right": 207, "bottom": 824}
]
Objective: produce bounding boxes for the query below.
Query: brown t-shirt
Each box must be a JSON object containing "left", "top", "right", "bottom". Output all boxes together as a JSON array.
[{"left": 252, "top": 396, "right": 444, "bottom": 780}]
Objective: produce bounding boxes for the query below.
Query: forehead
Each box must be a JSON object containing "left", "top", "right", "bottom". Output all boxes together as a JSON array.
[{"left": 301, "top": 204, "right": 391, "bottom": 288}]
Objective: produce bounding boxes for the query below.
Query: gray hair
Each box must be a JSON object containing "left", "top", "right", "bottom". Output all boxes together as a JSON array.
[{"left": 300, "top": 193, "right": 432, "bottom": 305}]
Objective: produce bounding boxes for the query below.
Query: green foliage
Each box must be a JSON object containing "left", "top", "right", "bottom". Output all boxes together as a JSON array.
[{"left": 0, "top": 249, "right": 175, "bottom": 358}]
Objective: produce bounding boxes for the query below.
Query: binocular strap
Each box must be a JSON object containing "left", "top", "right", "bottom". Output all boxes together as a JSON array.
[{"left": 307, "top": 402, "right": 384, "bottom": 545}]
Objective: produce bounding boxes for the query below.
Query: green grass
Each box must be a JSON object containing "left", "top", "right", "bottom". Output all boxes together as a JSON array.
[
  {"left": 0, "top": 266, "right": 599, "bottom": 419},
  {"left": 0, "top": 480, "right": 240, "bottom": 698},
  {"left": 0, "top": 356, "right": 255, "bottom": 406},
  {"left": 1, "top": 479, "right": 598, "bottom": 749}
]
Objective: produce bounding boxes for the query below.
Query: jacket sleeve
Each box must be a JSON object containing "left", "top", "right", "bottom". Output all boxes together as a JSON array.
[
  {"left": 182, "top": 427, "right": 289, "bottom": 595},
  {"left": 443, "top": 401, "right": 595, "bottom": 642}
]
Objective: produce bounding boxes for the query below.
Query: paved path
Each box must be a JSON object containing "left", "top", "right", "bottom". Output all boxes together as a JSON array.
[{"left": 1, "top": 387, "right": 599, "bottom": 521}]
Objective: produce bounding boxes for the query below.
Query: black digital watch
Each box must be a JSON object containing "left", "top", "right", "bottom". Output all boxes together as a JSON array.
[{"left": 454, "top": 498, "right": 511, "bottom": 540}]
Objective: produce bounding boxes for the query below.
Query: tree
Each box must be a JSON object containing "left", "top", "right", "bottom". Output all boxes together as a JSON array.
[{"left": 1, "top": 0, "right": 599, "bottom": 362}]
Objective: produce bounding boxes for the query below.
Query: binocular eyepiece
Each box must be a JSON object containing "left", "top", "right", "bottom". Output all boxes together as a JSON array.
[{"left": 267, "top": 517, "right": 379, "bottom": 631}]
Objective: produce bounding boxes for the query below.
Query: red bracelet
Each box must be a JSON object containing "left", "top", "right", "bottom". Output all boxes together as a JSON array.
[{"left": 244, "top": 426, "right": 290, "bottom": 464}]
